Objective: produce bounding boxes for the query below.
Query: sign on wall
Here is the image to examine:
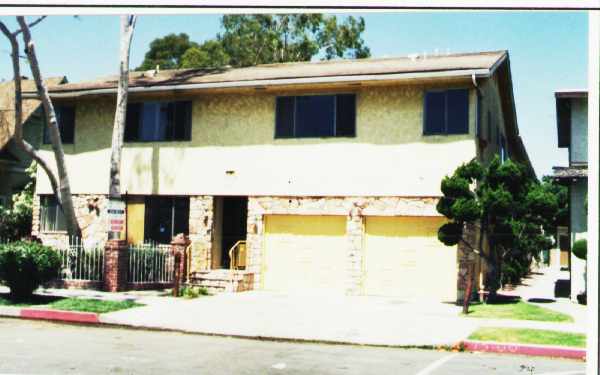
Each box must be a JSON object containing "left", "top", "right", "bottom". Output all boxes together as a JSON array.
[{"left": 107, "top": 199, "right": 126, "bottom": 240}]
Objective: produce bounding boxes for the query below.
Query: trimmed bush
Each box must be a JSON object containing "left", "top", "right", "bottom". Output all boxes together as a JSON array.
[
  {"left": 572, "top": 239, "right": 587, "bottom": 260},
  {"left": 0, "top": 241, "right": 61, "bottom": 300}
]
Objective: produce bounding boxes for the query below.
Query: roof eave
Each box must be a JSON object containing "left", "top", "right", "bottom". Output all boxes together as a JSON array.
[{"left": 25, "top": 68, "right": 493, "bottom": 99}]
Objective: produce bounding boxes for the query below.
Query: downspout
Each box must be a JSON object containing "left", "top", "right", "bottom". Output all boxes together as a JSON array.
[
  {"left": 472, "top": 73, "right": 486, "bottom": 297},
  {"left": 472, "top": 73, "right": 481, "bottom": 140}
]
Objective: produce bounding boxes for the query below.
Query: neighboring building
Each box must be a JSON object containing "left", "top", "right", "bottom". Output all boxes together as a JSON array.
[
  {"left": 0, "top": 77, "right": 66, "bottom": 208},
  {"left": 29, "top": 50, "right": 532, "bottom": 302},
  {"left": 553, "top": 89, "right": 588, "bottom": 301}
]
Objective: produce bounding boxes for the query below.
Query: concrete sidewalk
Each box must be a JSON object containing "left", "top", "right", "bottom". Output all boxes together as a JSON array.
[
  {"left": 1, "top": 265, "right": 587, "bottom": 349},
  {"left": 101, "top": 292, "right": 477, "bottom": 347}
]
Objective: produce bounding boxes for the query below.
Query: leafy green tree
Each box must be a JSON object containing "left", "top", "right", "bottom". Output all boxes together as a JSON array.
[
  {"left": 137, "top": 14, "right": 370, "bottom": 71},
  {"left": 138, "top": 33, "right": 198, "bottom": 70},
  {"left": 437, "top": 156, "right": 561, "bottom": 307},
  {"left": 0, "top": 162, "right": 36, "bottom": 241},
  {"left": 572, "top": 239, "right": 587, "bottom": 260},
  {"left": 181, "top": 40, "right": 230, "bottom": 69}
]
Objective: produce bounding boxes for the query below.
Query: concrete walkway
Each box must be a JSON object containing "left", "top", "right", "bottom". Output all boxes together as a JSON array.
[
  {"left": 102, "top": 292, "right": 478, "bottom": 346},
  {"left": 500, "top": 265, "right": 587, "bottom": 327},
  {"left": 1, "top": 266, "right": 587, "bottom": 347}
]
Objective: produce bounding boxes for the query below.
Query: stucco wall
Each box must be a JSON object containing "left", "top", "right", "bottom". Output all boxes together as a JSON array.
[
  {"left": 35, "top": 83, "right": 478, "bottom": 197},
  {"left": 570, "top": 98, "right": 588, "bottom": 165},
  {"left": 570, "top": 179, "right": 587, "bottom": 299},
  {"left": 477, "top": 75, "right": 504, "bottom": 165}
]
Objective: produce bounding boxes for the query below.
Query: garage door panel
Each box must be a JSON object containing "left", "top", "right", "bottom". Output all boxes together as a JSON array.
[
  {"left": 264, "top": 215, "right": 347, "bottom": 295},
  {"left": 365, "top": 216, "right": 457, "bottom": 301}
]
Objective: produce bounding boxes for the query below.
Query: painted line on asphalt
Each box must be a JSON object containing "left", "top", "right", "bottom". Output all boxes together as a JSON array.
[
  {"left": 534, "top": 372, "right": 585, "bottom": 375},
  {"left": 413, "top": 353, "right": 459, "bottom": 375}
]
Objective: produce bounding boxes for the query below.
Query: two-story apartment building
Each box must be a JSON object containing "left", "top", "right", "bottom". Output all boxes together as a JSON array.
[
  {"left": 29, "top": 50, "right": 532, "bottom": 302},
  {"left": 553, "top": 89, "right": 588, "bottom": 301}
]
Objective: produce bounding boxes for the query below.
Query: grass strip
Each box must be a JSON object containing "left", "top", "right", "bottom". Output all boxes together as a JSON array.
[
  {"left": 468, "top": 327, "right": 586, "bottom": 348},
  {"left": 466, "top": 301, "right": 573, "bottom": 322}
]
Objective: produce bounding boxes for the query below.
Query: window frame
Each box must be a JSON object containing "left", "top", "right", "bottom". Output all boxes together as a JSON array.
[
  {"left": 274, "top": 93, "right": 357, "bottom": 139},
  {"left": 42, "top": 105, "right": 76, "bottom": 145},
  {"left": 124, "top": 100, "right": 192, "bottom": 143},
  {"left": 143, "top": 196, "right": 190, "bottom": 244},
  {"left": 423, "top": 88, "right": 470, "bottom": 136},
  {"left": 39, "top": 194, "right": 67, "bottom": 232}
]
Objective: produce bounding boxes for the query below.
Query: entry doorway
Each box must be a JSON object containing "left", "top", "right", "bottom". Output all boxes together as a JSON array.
[{"left": 212, "top": 196, "right": 248, "bottom": 269}]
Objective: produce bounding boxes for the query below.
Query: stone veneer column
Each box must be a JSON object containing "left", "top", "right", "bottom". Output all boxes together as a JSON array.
[
  {"left": 188, "top": 196, "right": 214, "bottom": 273},
  {"left": 346, "top": 204, "right": 365, "bottom": 295},
  {"left": 246, "top": 198, "right": 264, "bottom": 291},
  {"left": 104, "top": 239, "right": 129, "bottom": 292}
]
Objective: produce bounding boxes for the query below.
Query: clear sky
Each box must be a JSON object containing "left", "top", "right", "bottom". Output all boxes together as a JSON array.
[{"left": 0, "top": 11, "right": 588, "bottom": 177}]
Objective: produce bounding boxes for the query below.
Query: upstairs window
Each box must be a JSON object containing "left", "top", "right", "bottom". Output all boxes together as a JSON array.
[
  {"left": 423, "top": 89, "right": 469, "bottom": 135},
  {"left": 125, "top": 101, "right": 192, "bottom": 142},
  {"left": 275, "top": 94, "right": 356, "bottom": 138},
  {"left": 43, "top": 106, "right": 75, "bottom": 144},
  {"left": 144, "top": 196, "right": 190, "bottom": 244},
  {"left": 40, "top": 195, "right": 67, "bottom": 232}
]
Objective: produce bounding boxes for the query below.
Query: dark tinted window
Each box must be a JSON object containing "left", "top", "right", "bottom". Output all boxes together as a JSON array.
[
  {"left": 125, "top": 101, "right": 192, "bottom": 142},
  {"left": 295, "top": 95, "right": 335, "bottom": 137},
  {"left": 424, "top": 89, "right": 469, "bottom": 135},
  {"left": 336, "top": 94, "right": 356, "bottom": 137},
  {"left": 144, "top": 196, "right": 189, "bottom": 244},
  {"left": 40, "top": 195, "right": 67, "bottom": 232},
  {"left": 424, "top": 92, "right": 445, "bottom": 134},
  {"left": 275, "top": 94, "right": 356, "bottom": 138},
  {"left": 275, "top": 97, "right": 294, "bottom": 138},
  {"left": 43, "top": 106, "right": 75, "bottom": 144},
  {"left": 446, "top": 89, "right": 469, "bottom": 134}
]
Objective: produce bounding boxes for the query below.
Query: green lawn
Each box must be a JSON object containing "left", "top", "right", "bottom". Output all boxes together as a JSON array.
[
  {"left": 48, "top": 298, "right": 143, "bottom": 314},
  {"left": 0, "top": 294, "right": 143, "bottom": 314},
  {"left": 468, "top": 327, "right": 586, "bottom": 348},
  {"left": 465, "top": 301, "right": 573, "bottom": 322}
]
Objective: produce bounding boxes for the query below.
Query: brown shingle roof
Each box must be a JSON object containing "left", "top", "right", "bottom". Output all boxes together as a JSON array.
[
  {"left": 0, "top": 77, "right": 66, "bottom": 149},
  {"left": 42, "top": 50, "right": 507, "bottom": 96}
]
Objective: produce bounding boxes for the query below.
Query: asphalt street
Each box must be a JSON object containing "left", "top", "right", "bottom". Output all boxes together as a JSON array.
[{"left": 0, "top": 318, "right": 585, "bottom": 374}]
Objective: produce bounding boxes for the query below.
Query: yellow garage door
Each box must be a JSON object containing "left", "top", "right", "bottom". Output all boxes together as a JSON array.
[
  {"left": 364, "top": 216, "right": 457, "bottom": 302},
  {"left": 263, "top": 215, "right": 347, "bottom": 295}
]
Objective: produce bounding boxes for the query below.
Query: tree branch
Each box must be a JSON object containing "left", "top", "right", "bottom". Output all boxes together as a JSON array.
[
  {"left": 0, "top": 21, "right": 62, "bottom": 208},
  {"left": 12, "top": 16, "right": 47, "bottom": 36},
  {"left": 17, "top": 16, "right": 81, "bottom": 237}
]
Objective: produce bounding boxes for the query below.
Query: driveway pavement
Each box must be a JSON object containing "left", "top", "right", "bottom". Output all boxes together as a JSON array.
[{"left": 102, "top": 291, "right": 477, "bottom": 346}]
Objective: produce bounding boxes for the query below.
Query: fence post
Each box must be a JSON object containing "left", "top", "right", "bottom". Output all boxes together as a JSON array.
[
  {"left": 104, "top": 239, "right": 129, "bottom": 292},
  {"left": 171, "top": 234, "right": 190, "bottom": 297}
]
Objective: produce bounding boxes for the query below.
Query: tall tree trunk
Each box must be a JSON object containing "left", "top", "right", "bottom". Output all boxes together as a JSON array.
[
  {"left": 107, "top": 15, "right": 136, "bottom": 240},
  {"left": 0, "top": 22, "right": 62, "bottom": 212},
  {"left": 109, "top": 15, "right": 137, "bottom": 199},
  {"left": 17, "top": 16, "right": 81, "bottom": 238}
]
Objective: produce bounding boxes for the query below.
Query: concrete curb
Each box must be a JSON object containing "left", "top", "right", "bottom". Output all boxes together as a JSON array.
[
  {"left": 0, "top": 308, "right": 586, "bottom": 360},
  {"left": 461, "top": 340, "right": 586, "bottom": 360},
  {"left": 0, "top": 306, "right": 99, "bottom": 324}
]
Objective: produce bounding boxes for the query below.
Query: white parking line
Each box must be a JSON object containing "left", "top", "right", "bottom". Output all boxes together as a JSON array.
[
  {"left": 534, "top": 372, "right": 585, "bottom": 375},
  {"left": 414, "top": 353, "right": 459, "bottom": 375}
]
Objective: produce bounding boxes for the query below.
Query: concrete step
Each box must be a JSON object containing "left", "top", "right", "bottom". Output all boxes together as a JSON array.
[{"left": 188, "top": 269, "right": 254, "bottom": 293}]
